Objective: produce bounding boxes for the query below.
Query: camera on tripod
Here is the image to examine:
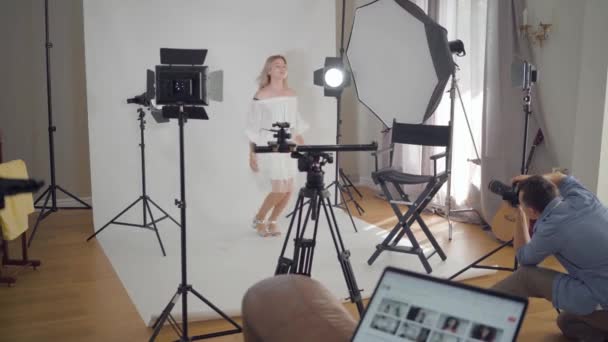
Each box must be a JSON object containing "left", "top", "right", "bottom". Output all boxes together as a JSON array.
[
  {"left": 252, "top": 122, "right": 376, "bottom": 314},
  {"left": 488, "top": 180, "right": 520, "bottom": 207},
  {"left": 253, "top": 122, "right": 377, "bottom": 195}
]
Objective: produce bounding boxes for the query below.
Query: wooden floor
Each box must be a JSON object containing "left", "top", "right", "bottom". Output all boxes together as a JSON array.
[{"left": 0, "top": 187, "right": 568, "bottom": 341}]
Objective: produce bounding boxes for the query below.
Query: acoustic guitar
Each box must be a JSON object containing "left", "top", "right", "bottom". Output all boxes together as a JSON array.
[{"left": 490, "top": 130, "right": 544, "bottom": 242}]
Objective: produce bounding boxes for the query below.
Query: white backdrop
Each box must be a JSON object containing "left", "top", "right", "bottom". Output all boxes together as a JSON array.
[{"left": 84, "top": 0, "right": 337, "bottom": 322}]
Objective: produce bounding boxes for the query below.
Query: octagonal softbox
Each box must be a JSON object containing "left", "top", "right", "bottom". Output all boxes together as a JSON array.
[{"left": 347, "top": 0, "right": 454, "bottom": 126}]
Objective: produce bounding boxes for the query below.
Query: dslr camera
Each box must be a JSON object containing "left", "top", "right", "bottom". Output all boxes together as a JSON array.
[{"left": 488, "top": 180, "right": 520, "bottom": 207}]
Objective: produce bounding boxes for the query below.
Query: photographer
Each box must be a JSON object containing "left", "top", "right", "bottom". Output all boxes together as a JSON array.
[{"left": 490, "top": 172, "right": 608, "bottom": 341}]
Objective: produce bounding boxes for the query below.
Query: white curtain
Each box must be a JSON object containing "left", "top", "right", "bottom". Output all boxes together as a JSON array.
[{"left": 394, "top": 0, "right": 488, "bottom": 214}]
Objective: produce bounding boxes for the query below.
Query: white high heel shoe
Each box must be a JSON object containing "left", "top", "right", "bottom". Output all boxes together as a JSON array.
[{"left": 252, "top": 217, "right": 269, "bottom": 237}]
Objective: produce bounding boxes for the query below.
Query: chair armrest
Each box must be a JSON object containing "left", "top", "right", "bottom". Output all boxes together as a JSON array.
[
  {"left": 371, "top": 146, "right": 393, "bottom": 157},
  {"left": 430, "top": 152, "right": 447, "bottom": 177},
  {"left": 429, "top": 152, "right": 446, "bottom": 161}
]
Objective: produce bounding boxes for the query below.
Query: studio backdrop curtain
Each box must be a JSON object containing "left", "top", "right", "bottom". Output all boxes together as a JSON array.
[{"left": 479, "top": 0, "right": 556, "bottom": 224}]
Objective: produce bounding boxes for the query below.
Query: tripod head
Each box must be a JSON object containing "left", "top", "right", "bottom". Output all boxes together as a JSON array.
[{"left": 292, "top": 151, "right": 334, "bottom": 190}]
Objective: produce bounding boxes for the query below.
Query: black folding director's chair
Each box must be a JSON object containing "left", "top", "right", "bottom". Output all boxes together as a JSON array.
[{"left": 368, "top": 120, "right": 449, "bottom": 273}]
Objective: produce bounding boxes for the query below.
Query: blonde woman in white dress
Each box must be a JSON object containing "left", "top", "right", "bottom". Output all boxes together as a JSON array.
[{"left": 245, "top": 55, "right": 309, "bottom": 237}]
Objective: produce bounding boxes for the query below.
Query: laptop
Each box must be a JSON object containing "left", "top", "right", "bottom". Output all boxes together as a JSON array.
[{"left": 352, "top": 267, "right": 528, "bottom": 342}]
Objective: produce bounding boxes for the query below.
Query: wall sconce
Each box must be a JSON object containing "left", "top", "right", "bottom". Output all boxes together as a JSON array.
[{"left": 519, "top": 9, "right": 552, "bottom": 47}]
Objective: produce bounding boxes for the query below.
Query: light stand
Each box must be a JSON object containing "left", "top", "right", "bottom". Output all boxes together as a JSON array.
[
  {"left": 448, "top": 63, "right": 537, "bottom": 280},
  {"left": 333, "top": 0, "right": 365, "bottom": 216},
  {"left": 298, "top": 0, "right": 363, "bottom": 233},
  {"left": 149, "top": 107, "right": 241, "bottom": 341},
  {"left": 28, "top": 0, "right": 92, "bottom": 247},
  {"left": 442, "top": 63, "right": 482, "bottom": 241},
  {"left": 86, "top": 107, "right": 180, "bottom": 256}
]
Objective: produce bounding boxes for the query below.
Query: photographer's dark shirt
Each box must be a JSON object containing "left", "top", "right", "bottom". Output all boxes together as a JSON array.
[{"left": 516, "top": 176, "right": 608, "bottom": 315}]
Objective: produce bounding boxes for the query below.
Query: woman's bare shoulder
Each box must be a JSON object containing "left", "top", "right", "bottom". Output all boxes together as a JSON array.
[{"left": 254, "top": 88, "right": 271, "bottom": 100}]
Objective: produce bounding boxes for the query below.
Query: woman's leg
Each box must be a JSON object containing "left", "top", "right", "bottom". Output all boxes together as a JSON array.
[
  {"left": 255, "top": 192, "right": 284, "bottom": 236},
  {"left": 268, "top": 179, "right": 294, "bottom": 235}
]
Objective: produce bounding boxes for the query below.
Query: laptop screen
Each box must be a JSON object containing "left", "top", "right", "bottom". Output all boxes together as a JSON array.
[{"left": 352, "top": 267, "right": 528, "bottom": 342}]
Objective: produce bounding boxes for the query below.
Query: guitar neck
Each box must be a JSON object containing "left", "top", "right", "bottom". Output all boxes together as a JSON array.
[{"left": 523, "top": 146, "right": 536, "bottom": 175}]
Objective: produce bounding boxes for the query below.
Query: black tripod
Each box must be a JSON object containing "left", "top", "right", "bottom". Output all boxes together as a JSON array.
[
  {"left": 448, "top": 68, "right": 536, "bottom": 280},
  {"left": 86, "top": 108, "right": 179, "bottom": 257},
  {"left": 275, "top": 151, "right": 364, "bottom": 315},
  {"left": 149, "top": 108, "right": 241, "bottom": 341},
  {"left": 28, "top": 0, "right": 91, "bottom": 247}
]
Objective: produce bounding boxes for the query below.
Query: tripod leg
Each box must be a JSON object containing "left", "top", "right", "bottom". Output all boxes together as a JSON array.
[
  {"left": 144, "top": 199, "right": 167, "bottom": 257},
  {"left": 34, "top": 186, "right": 50, "bottom": 206},
  {"left": 340, "top": 169, "right": 363, "bottom": 198},
  {"left": 166, "top": 314, "right": 183, "bottom": 337},
  {"left": 147, "top": 197, "right": 181, "bottom": 227},
  {"left": 292, "top": 195, "right": 320, "bottom": 276},
  {"left": 28, "top": 190, "right": 52, "bottom": 247},
  {"left": 285, "top": 198, "right": 311, "bottom": 219},
  {"left": 338, "top": 181, "right": 364, "bottom": 216},
  {"left": 448, "top": 239, "right": 514, "bottom": 280},
  {"left": 56, "top": 185, "right": 92, "bottom": 209},
  {"left": 189, "top": 287, "right": 242, "bottom": 331},
  {"left": 339, "top": 172, "right": 365, "bottom": 215},
  {"left": 276, "top": 195, "right": 308, "bottom": 275},
  {"left": 338, "top": 185, "right": 358, "bottom": 232},
  {"left": 86, "top": 197, "right": 143, "bottom": 241},
  {"left": 322, "top": 197, "right": 364, "bottom": 315},
  {"left": 149, "top": 290, "right": 182, "bottom": 341}
]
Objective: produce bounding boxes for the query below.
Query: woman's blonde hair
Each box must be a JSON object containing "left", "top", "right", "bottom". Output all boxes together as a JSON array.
[{"left": 257, "top": 55, "right": 288, "bottom": 90}]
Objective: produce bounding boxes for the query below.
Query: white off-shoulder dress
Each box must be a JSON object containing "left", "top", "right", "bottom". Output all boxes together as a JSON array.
[{"left": 245, "top": 96, "right": 309, "bottom": 193}]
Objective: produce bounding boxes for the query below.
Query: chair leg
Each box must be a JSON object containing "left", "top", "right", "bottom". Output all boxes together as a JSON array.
[
  {"left": 414, "top": 214, "right": 446, "bottom": 260},
  {"left": 368, "top": 181, "right": 433, "bottom": 273},
  {"left": 389, "top": 181, "right": 436, "bottom": 246},
  {"left": 368, "top": 177, "right": 448, "bottom": 273},
  {"left": 1, "top": 233, "right": 41, "bottom": 286}
]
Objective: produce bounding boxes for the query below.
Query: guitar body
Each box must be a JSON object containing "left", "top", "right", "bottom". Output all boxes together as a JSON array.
[
  {"left": 490, "top": 204, "right": 536, "bottom": 242},
  {"left": 491, "top": 204, "right": 518, "bottom": 242},
  {"left": 490, "top": 129, "right": 544, "bottom": 242}
]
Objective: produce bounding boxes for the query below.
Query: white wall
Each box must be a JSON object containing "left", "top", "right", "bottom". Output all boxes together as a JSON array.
[
  {"left": 597, "top": 67, "right": 608, "bottom": 203},
  {"left": 525, "top": 0, "right": 585, "bottom": 174},
  {"left": 0, "top": 0, "right": 91, "bottom": 198},
  {"left": 570, "top": 0, "right": 608, "bottom": 192},
  {"left": 527, "top": 0, "right": 608, "bottom": 191},
  {"left": 83, "top": 0, "right": 336, "bottom": 319}
]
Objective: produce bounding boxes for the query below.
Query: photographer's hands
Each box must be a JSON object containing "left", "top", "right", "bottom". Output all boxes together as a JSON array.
[
  {"left": 511, "top": 171, "right": 566, "bottom": 187},
  {"left": 508, "top": 175, "right": 532, "bottom": 251},
  {"left": 511, "top": 174, "right": 531, "bottom": 185}
]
